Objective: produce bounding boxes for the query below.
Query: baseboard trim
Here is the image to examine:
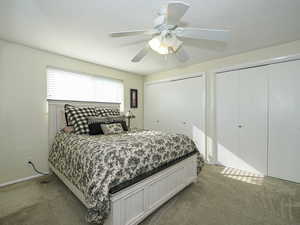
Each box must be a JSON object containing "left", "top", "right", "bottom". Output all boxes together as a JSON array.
[{"left": 0, "top": 174, "right": 44, "bottom": 188}]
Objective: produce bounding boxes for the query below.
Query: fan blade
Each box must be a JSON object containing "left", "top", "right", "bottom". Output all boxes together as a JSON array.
[
  {"left": 166, "top": 2, "right": 190, "bottom": 26},
  {"left": 176, "top": 28, "right": 230, "bottom": 42},
  {"left": 110, "top": 30, "right": 156, "bottom": 37},
  {"left": 176, "top": 47, "right": 189, "bottom": 62},
  {"left": 131, "top": 45, "right": 150, "bottom": 62}
]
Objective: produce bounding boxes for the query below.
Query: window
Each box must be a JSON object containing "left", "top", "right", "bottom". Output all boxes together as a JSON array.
[{"left": 47, "top": 67, "right": 124, "bottom": 108}]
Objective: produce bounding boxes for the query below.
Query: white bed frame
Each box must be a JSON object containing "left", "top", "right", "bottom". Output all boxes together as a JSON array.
[{"left": 48, "top": 100, "right": 198, "bottom": 225}]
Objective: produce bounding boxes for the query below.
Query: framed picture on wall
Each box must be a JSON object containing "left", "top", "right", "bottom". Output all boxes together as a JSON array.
[{"left": 130, "top": 89, "right": 138, "bottom": 108}]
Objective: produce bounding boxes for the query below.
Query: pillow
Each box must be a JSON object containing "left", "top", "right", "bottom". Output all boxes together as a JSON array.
[
  {"left": 65, "top": 112, "right": 72, "bottom": 126},
  {"left": 101, "top": 123, "right": 124, "bottom": 135},
  {"left": 64, "top": 104, "right": 97, "bottom": 134},
  {"left": 88, "top": 117, "right": 107, "bottom": 135},
  {"left": 88, "top": 116, "right": 128, "bottom": 135},
  {"left": 96, "top": 108, "right": 120, "bottom": 117}
]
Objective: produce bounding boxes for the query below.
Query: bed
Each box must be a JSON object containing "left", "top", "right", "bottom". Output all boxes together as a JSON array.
[{"left": 48, "top": 100, "right": 204, "bottom": 225}]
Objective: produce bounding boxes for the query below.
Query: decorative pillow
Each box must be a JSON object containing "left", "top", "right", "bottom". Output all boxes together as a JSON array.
[
  {"left": 64, "top": 104, "right": 97, "bottom": 134},
  {"left": 88, "top": 117, "right": 107, "bottom": 135},
  {"left": 96, "top": 108, "right": 120, "bottom": 117},
  {"left": 100, "top": 123, "right": 124, "bottom": 135},
  {"left": 88, "top": 116, "right": 128, "bottom": 135}
]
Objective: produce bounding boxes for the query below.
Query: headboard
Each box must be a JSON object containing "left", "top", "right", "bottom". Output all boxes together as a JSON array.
[{"left": 48, "top": 100, "right": 121, "bottom": 147}]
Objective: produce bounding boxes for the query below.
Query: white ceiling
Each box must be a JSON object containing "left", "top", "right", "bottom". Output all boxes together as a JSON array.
[{"left": 1, "top": 0, "right": 300, "bottom": 75}]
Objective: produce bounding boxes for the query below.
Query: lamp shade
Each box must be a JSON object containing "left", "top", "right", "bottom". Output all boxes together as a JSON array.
[
  {"left": 148, "top": 34, "right": 182, "bottom": 55},
  {"left": 148, "top": 36, "right": 169, "bottom": 55}
]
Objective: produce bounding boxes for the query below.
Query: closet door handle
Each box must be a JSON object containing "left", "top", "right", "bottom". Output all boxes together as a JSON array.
[{"left": 237, "top": 125, "right": 244, "bottom": 128}]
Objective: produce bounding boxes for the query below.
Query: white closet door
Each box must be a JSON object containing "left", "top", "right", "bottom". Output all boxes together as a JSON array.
[
  {"left": 216, "top": 71, "right": 240, "bottom": 171},
  {"left": 268, "top": 60, "right": 300, "bottom": 183},
  {"left": 144, "top": 83, "right": 162, "bottom": 130},
  {"left": 144, "top": 76, "right": 205, "bottom": 156},
  {"left": 217, "top": 67, "right": 268, "bottom": 175},
  {"left": 238, "top": 67, "right": 268, "bottom": 175}
]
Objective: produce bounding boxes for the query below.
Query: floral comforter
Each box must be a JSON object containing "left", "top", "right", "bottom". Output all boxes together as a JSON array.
[{"left": 49, "top": 129, "right": 204, "bottom": 224}]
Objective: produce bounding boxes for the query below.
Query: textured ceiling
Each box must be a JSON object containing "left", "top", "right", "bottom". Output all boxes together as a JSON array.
[{"left": 1, "top": 0, "right": 300, "bottom": 75}]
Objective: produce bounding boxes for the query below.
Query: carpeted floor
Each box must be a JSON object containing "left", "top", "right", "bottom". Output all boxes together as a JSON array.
[{"left": 0, "top": 165, "right": 299, "bottom": 225}]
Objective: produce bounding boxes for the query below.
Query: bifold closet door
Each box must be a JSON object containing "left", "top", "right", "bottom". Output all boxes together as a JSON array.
[
  {"left": 144, "top": 82, "right": 162, "bottom": 131},
  {"left": 217, "top": 67, "right": 268, "bottom": 175},
  {"left": 268, "top": 60, "right": 300, "bottom": 183},
  {"left": 144, "top": 76, "right": 205, "bottom": 156},
  {"left": 216, "top": 71, "right": 240, "bottom": 171},
  {"left": 238, "top": 67, "right": 268, "bottom": 175}
]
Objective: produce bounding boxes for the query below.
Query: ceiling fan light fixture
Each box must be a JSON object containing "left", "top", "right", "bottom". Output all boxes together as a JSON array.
[
  {"left": 148, "top": 34, "right": 183, "bottom": 55},
  {"left": 148, "top": 36, "right": 169, "bottom": 55}
]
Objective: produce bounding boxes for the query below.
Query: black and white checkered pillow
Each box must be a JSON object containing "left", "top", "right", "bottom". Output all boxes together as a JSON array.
[
  {"left": 64, "top": 104, "right": 97, "bottom": 134},
  {"left": 96, "top": 108, "right": 120, "bottom": 117}
]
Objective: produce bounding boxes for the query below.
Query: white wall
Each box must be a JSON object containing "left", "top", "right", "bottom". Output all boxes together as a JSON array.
[
  {"left": 0, "top": 39, "right": 144, "bottom": 184},
  {"left": 146, "top": 40, "right": 300, "bottom": 164}
]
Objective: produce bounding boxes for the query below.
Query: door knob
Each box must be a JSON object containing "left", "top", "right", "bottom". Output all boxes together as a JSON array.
[{"left": 237, "top": 125, "right": 243, "bottom": 128}]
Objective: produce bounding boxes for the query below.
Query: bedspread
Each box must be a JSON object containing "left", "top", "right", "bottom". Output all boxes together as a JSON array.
[{"left": 48, "top": 129, "right": 204, "bottom": 224}]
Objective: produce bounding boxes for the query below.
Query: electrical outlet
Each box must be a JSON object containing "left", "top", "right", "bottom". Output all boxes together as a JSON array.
[{"left": 26, "top": 157, "right": 33, "bottom": 167}]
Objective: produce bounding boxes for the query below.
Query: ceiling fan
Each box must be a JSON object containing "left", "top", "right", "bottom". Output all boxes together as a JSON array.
[{"left": 110, "top": 1, "right": 230, "bottom": 63}]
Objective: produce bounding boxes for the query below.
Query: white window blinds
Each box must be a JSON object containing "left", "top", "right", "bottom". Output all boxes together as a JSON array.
[{"left": 47, "top": 67, "right": 124, "bottom": 105}]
